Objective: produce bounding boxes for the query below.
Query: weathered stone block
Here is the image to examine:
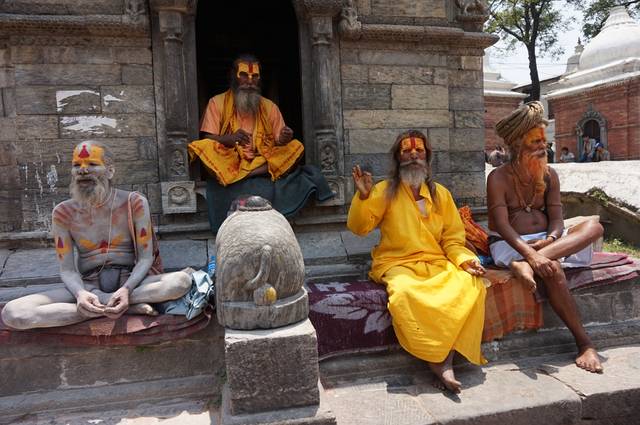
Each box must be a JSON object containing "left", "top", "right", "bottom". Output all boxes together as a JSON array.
[
  {"left": 110, "top": 160, "right": 159, "bottom": 184},
  {"left": 450, "top": 87, "right": 484, "bottom": 111},
  {"left": 343, "top": 84, "right": 390, "bottom": 110},
  {"left": 0, "top": 117, "right": 16, "bottom": 141},
  {"left": 345, "top": 153, "right": 392, "bottom": 176},
  {"left": 2, "top": 0, "right": 124, "bottom": 15},
  {"left": 0, "top": 68, "right": 14, "bottom": 88},
  {"left": 136, "top": 136, "right": 157, "bottom": 161},
  {"left": 358, "top": 50, "right": 447, "bottom": 67},
  {"left": 371, "top": 0, "right": 446, "bottom": 18},
  {"left": 17, "top": 115, "right": 59, "bottom": 140},
  {"left": 10, "top": 46, "right": 45, "bottom": 64},
  {"left": 122, "top": 65, "right": 153, "bottom": 85},
  {"left": 0, "top": 143, "right": 15, "bottom": 166},
  {"left": 445, "top": 171, "right": 486, "bottom": 198},
  {"left": 454, "top": 111, "right": 484, "bottom": 128},
  {"left": 348, "top": 128, "right": 404, "bottom": 154},
  {"left": 15, "top": 65, "right": 121, "bottom": 86},
  {"left": 392, "top": 85, "right": 448, "bottom": 109},
  {"left": 450, "top": 151, "right": 485, "bottom": 172},
  {"left": 451, "top": 128, "right": 485, "bottom": 151},
  {"left": 224, "top": 319, "right": 320, "bottom": 415},
  {"left": 340, "top": 49, "right": 359, "bottom": 65},
  {"left": 433, "top": 151, "right": 450, "bottom": 173},
  {"left": 344, "top": 109, "right": 449, "bottom": 129},
  {"left": 56, "top": 89, "right": 102, "bottom": 114},
  {"left": 427, "top": 127, "right": 450, "bottom": 151},
  {"left": 461, "top": 56, "right": 483, "bottom": 70},
  {"left": 449, "top": 70, "right": 483, "bottom": 88},
  {"left": 115, "top": 47, "right": 153, "bottom": 65},
  {"left": 341, "top": 64, "right": 369, "bottom": 83},
  {"left": 158, "top": 239, "right": 207, "bottom": 271},
  {"left": 369, "top": 66, "right": 434, "bottom": 85},
  {"left": 44, "top": 46, "right": 114, "bottom": 64},
  {"left": 101, "top": 86, "right": 155, "bottom": 113},
  {"left": 433, "top": 67, "right": 449, "bottom": 86},
  {"left": 59, "top": 114, "right": 155, "bottom": 138}
]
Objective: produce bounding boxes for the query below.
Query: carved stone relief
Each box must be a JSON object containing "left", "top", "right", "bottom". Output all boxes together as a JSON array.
[{"left": 161, "top": 181, "right": 196, "bottom": 213}]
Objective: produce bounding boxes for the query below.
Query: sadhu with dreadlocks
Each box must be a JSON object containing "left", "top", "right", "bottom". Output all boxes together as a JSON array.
[
  {"left": 487, "top": 101, "right": 604, "bottom": 373},
  {"left": 348, "top": 130, "right": 487, "bottom": 393}
]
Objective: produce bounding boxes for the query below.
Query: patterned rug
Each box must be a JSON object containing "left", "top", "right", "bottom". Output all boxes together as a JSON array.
[{"left": 308, "top": 252, "right": 640, "bottom": 360}]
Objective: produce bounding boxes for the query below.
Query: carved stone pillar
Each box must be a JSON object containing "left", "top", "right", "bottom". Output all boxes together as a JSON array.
[
  {"left": 150, "top": 0, "right": 197, "bottom": 214},
  {"left": 294, "top": 0, "right": 345, "bottom": 206}
]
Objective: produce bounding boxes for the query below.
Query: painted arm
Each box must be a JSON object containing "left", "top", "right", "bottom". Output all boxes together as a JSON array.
[{"left": 53, "top": 205, "right": 105, "bottom": 315}]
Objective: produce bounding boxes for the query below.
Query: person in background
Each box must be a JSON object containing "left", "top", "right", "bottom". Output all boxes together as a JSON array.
[{"left": 559, "top": 147, "right": 575, "bottom": 163}]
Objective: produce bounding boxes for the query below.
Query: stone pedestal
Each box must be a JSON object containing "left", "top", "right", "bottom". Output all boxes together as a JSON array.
[{"left": 220, "top": 319, "right": 335, "bottom": 425}]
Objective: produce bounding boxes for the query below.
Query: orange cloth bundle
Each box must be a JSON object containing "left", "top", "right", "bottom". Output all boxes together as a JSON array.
[{"left": 458, "top": 205, "right": 490, "bottom": 255}]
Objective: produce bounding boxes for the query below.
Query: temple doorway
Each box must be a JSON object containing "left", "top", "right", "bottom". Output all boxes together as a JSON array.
[
  {"left": 195, "top": 1, "right": 303, "bottom": 140},
  {"left": 582, "top": 119, "right": 601, "bottom": 141}
]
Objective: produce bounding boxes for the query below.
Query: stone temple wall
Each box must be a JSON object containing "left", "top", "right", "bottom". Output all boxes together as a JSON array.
[
  {"left": 0, "top": 0, "right": 163, "bottom": 234},
  {"left": 0, "top": 0, "right": 497, "bottom": 237},
  {"left": 340, "top": 0, "right": 492, "bottom": 208}
]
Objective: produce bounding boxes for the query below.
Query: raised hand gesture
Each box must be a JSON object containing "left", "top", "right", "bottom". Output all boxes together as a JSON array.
[{"left": 352, "top": 165, "right": 373, "bottom": 200}]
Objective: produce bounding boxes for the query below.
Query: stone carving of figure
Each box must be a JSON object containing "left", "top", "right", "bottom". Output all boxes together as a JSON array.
[
  {"left": 339, "top": 0, "right": 361, "bottom": 34},
  {"left": 455, "top": 0, "right": 488, "bottom": 16},
  {"left": 168, "top": 185, "right": 189, "bottom": 205},
  {"left": 170, "top": 149, "right": 186, "bottom": 176}
]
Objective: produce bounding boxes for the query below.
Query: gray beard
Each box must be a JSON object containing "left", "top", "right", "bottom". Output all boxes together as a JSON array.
[
  {"left": 399, "top": 160, "right": 428, "bottom": 190},
  {"left": 69, "top": 175, "right": 110, "bottom": 207},
  {"left": 235, "top": 88, "right": 261, "bottom": 115}
]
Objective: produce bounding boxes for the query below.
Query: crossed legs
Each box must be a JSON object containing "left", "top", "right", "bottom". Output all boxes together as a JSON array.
[{"left": 1, "top": 271, "right": 191, "bottom": 330}]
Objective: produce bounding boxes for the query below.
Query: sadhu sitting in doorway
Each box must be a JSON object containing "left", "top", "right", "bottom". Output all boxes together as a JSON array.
[{"left": 188, "top": 54, "right": 334, "bottom": 232}]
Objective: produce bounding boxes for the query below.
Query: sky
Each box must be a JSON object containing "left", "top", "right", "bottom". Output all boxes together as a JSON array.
[{"left": 486, "top": 7, "right": 583, "bottom": 86}]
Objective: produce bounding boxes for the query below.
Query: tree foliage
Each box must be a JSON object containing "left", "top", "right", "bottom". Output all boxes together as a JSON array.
[
  {"left": 567, "top": 0, "right": 640, "bottom": 40},
  {"left": 486, "top": 0, "right": 572, "bottom": 101}
]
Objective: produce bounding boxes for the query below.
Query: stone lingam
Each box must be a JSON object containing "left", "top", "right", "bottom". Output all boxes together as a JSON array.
[{"left": 215, "top": 195, "right": 309, "bottom": 330}]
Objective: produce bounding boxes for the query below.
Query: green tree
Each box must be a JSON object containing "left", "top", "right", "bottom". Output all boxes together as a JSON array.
[
  {"left": 486, "top": 0, "right": 572, "bottom": 101},
  {"left": 568, "top": 0, "right": 640, "bottom": 40}
]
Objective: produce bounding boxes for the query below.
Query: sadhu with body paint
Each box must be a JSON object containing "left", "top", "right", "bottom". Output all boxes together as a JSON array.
[
  {"left": 347, "top": 130, "right": 487, "bottom": 393},
  {"left": 2, "top": 141, "right": 192, "bottom": 330}
]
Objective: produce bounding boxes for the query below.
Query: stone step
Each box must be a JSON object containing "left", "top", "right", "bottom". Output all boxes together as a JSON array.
[
  {"left": 320, "top": 344, "right": 640, "bottom": 425},
  {"left": 0, "top": 322, "right": 226, "bottom": 425}
]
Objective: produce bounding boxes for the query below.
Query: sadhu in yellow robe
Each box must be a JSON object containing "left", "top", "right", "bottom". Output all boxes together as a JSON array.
[
  {"left": 347, "top": 180, "right": 487, "bottom": 365},
  {"left": 188, "top": 90, "right": 304, "bottom": 186}
]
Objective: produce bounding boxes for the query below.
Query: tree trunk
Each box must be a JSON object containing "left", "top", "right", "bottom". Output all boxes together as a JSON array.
[{"left": 528, "top": 45, "right": 541, "bottom": 101}]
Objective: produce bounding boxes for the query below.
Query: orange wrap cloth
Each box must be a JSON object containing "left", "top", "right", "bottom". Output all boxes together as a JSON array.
[
  {"left": 458, "top": 205, "right": 489, "bottom": 255},
  {"left": 188, "top": 90, "right": 304, "bottom": 186}
]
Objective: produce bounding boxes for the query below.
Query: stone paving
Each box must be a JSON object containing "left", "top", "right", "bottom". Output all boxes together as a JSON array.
[{"left": 10, "top": 345, "right": 640, "bottom": 425}]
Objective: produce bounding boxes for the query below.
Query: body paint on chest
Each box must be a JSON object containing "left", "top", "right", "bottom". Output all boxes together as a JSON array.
[{"left": 78, "top": 234, "right": 125, "bottom": 253}]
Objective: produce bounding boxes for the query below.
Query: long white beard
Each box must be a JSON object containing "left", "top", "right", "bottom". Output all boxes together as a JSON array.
[
  {"left": 399, "top": 160, "right": 428, "bottom": 190},
  {"left": 69, "top": 175, "right": 110, "bottom": 207},
  {"left": 235, "top": 89, "right": 261, "bottom": 115}
]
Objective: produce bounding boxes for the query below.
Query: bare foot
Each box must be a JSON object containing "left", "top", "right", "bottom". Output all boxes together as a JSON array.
[
  {"left": 127, "top": 303, "right": 159, "bottom": 316},
  {"left": 510, "top": 260, "right": 537, "bottom": 292},
  {"left": 576, "top": 346, "right": 603, "bottom": 373},
  {"left": 428, "top": 352, "right": 462, "bottom": 393}
]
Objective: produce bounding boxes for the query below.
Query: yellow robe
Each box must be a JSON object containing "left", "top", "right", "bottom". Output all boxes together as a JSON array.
[
  {"left": 188, "top": 90, "right": 304, "bottom": 186},
  {"left": 347, "top": 180, "right": 487, "bottom": 365}
]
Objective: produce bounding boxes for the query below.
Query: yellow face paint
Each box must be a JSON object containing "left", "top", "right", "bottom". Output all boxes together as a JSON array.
[
  {"left": 400, "top": 137, "right": 426, "bottom": 155},
  {"left": 236, "top": 61, "right": 260, "bottom": 80},
  {"left": 72, "top": 143, "right": 105, "bottom": 169},
  {"left": 523, "top": 127, "right": 546, "bottom": 147}
]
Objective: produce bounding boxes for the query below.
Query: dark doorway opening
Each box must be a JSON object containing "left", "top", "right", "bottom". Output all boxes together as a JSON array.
[
  {"left": 583, "top": 119, "right": 601, "bottom": 141},
  {"left": 195, "top": 1, "right": 303, "bottom": 141}
]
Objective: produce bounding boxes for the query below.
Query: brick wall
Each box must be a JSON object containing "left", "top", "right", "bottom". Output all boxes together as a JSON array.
[
  {"left": 0, "top": 33, "right": 158, "bottom": 233},
  {"left": 340, "top": 37, "right": 486, "bottom": 207},
  {"left": 484, "top": 95, "right": 523, "bottom": 152},
  {"left": 549, "top": 78, "right": 640, "bottom": 161}
]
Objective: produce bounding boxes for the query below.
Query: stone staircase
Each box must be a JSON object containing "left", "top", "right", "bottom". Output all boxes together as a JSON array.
[{"left": 1, "top": 230, "right": 640, "bottom": 424}]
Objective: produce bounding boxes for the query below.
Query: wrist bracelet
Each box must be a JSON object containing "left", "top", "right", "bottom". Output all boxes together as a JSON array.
[{"left": 547, "top": 234, "right": 557, "bottom": 241}]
